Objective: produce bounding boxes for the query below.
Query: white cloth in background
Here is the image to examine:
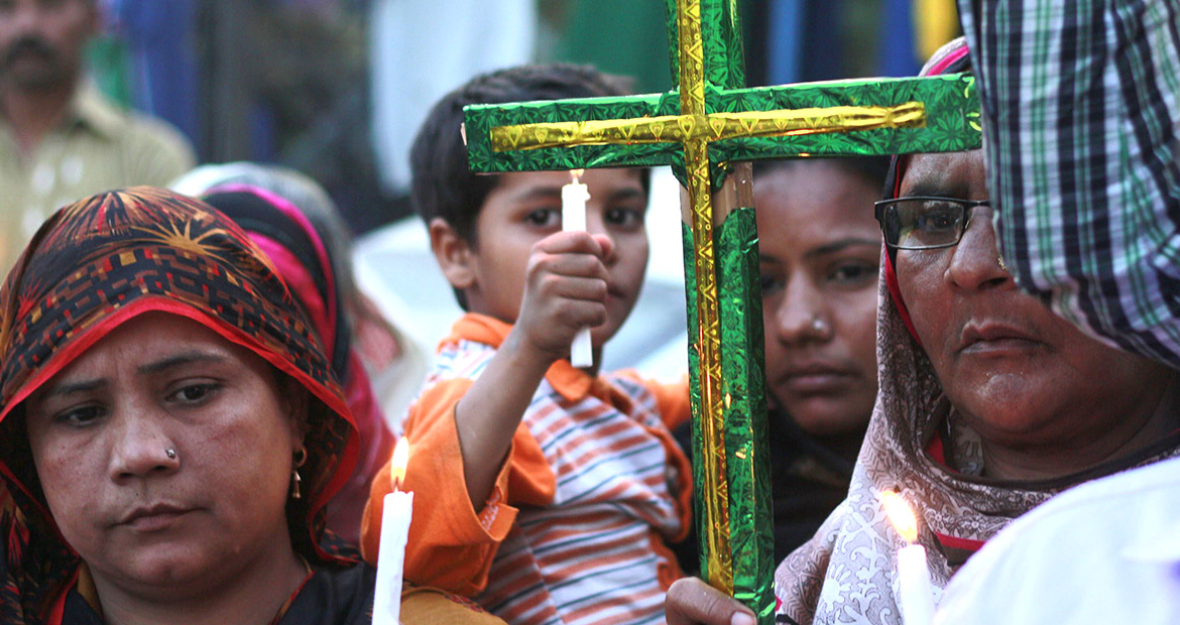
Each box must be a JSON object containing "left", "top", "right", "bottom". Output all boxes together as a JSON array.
[
  {"left": 369, "top": 0, "right": 537, "bottom": 194},
  {"left": 935, "top": 455, "right": 1180, "bottom": 625}
]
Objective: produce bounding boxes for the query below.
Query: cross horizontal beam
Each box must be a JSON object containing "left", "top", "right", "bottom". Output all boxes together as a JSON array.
[
  {"left": 491, "top": 102, "right": 926, "bottom": 150},
  {"left": 465, "top": 74, "right": 980, "bottom": 181}
]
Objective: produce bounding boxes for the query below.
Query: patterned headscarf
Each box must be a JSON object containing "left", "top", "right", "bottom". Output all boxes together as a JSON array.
[
  {"left": 0, "top": 187, "right": 359, "bottom": 623},
  {"left": 201, "top": 185, "right": 395, "bottom": 546},
  {"left": 773, "top": 39, "right": 1180, "bottom": 624}
]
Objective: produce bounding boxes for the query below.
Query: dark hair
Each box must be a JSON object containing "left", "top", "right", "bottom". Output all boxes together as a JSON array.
[
  {"left": 409, "top": 63, "right": 647, "bottom": 247},
  {"left": 752, "top": 156, "right": 892, "bottom": 194}
]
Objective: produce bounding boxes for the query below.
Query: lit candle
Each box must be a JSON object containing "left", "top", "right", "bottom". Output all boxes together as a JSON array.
[
  {"left": 883, "top": 490, "right": 935, "bottom": 625},
  {"left": 373, "top": 438, "right": 414, "bottom": 625},
  {"left": 561, "top": 168, "right": 593, "bottom": 368}
]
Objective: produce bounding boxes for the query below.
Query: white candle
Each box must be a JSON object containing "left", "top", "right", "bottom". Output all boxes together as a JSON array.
[
  {"left": 897, "top": 543, "right": 935, "bottom": 625},
  {"left": 373, "top": 439, "right": 414, "bottom": 625},
  {"left": 561, "top": 169, "right": 593, "bottom": 368},
  {"left": 882, "top": 490, "right": 935, "bottom": 625}
]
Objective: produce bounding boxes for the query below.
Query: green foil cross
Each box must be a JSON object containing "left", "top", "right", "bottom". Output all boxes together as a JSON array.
[{"left": 463, "top": 1, "right": 980, "bottom": 621}]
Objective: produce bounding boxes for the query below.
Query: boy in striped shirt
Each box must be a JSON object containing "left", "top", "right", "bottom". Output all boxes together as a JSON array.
[{"left": 361, "top": 64, "right": 692, "bottom": 624}]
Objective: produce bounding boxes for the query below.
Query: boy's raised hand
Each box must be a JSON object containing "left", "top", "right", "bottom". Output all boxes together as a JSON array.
[
  {"left": 454, "top": 229, "right": 614, "bottom": 508},
  {"left": 512, "top": 230, "right": 614, "bottom": 362}
]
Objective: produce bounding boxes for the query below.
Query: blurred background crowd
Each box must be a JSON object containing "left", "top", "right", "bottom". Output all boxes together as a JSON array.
[
  {"left": 90, "top": 0, "right": 959, "bottom": 231},
  {"left": 11, "top": 0, "right": 962, "bottom": 380}
]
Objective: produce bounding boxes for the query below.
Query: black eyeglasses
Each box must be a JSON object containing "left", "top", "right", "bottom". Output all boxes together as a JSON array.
[{"left": 874, "top": 196, "right": 992, "bottom": 250}]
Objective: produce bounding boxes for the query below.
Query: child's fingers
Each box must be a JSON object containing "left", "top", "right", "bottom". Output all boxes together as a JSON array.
[
  {"left": 536, "top": 230, "right": 605, "bottom": 258},
  {"left": 549, "top": 275, "right": 608, "bottom": 303},
  {"left": 552, "top": 297, "right": 607, "bottom": 329},
  {"left": 531, "top": 275, "right": 606, "bottom": 327},
  {"left": 534, "top": 251, "right": 609, "bottom": 282},
  {"left": 531, "top": 272, "right": 607, "bottom": 309},
  {"left": 591, "top": 233, "right": 615, "bottom": 264}
]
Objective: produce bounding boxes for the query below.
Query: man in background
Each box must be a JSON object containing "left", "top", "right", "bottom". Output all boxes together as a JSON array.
[{"left": 0, "top": 0, "right": 194, "bottom": 271}]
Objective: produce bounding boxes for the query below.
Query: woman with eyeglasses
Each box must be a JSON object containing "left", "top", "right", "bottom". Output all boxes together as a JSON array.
[{"left": 665, "top": 37, "right": 1180, "bottom": 625}]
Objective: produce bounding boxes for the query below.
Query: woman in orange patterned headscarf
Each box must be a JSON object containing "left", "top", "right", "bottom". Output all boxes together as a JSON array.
[
  {"left": 0, "top": 186, "right": 369, "bottom": 624},
  {"left": 0, "top": 187, "right": 506, "bottom": 625}
]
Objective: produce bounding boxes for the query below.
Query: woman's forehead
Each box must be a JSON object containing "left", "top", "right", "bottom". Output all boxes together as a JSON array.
[
  {"left": 900, "top": 150, "right": 987, "bottom": 196},
  {"left": 40, "top": 313, "right": 250, "bottom": 386}
]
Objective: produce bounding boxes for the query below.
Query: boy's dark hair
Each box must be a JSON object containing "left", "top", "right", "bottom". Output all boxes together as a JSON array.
[
  {"left": 410, "top": 63, "right": 647, "bottom": 246},
  {"left": 752, "top": 156, "right": 892, "bottom": 194}
]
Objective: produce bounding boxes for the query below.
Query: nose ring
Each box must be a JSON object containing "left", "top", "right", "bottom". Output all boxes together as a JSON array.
[{"left": 165, "top": 447, "right": 177, "bottom": 460}]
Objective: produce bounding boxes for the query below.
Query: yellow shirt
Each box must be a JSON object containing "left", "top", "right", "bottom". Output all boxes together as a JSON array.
[{"left": 0, "top": 84, "right": 196, "bottom": 272}]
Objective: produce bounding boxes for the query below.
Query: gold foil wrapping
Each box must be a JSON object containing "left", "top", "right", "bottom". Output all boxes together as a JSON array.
[
  {"left": 489, "top": 103, "right": 927, "bottom": 152},
  {"left": 677, "top": 0, "right": 732, "bottom": 593}
]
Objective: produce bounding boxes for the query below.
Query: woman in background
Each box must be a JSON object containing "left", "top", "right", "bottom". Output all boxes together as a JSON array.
[
  {"left": 200, "top": 184, "right": 394, "bottom": 545},
  {"left": 754, "top": 156, "right": 888, "bottom": 559},
  {"left": 172, "top": 163, "right": 431, "bottom": 431},
  {"left": 674, "top": 156, "right": 887, "bottom": 571},
  {"left": 173, "top": 163, "right": 432, "bottom": 541}
]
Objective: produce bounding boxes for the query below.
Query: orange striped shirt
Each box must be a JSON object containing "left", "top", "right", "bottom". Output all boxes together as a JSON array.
[{"left": 362, "top": 314, "right": 692, "bottom": 624}]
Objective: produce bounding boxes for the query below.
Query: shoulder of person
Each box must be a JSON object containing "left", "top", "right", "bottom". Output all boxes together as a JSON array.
[
  {"left": 76, "top": 86, "right": 190, "bottom": 157},
  {"left": 935, "top": 455, "right": 1180, "bottom": 623}
]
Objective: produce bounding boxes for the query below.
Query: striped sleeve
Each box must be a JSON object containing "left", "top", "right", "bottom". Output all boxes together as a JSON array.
[
  {"left": 958, "top": 0, "right": 1180, "bottom": 367},
  {"left": 360, "top": 378, "right": 557, "bottom": 596}
]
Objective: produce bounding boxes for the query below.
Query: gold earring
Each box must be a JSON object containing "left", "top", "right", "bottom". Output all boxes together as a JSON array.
[{"left": 291, "top": 447, "right": 308, "bottom": 500}]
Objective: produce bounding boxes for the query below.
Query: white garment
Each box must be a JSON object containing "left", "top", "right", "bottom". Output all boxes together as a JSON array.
[
  {"left": 935, "top": 455, "right": 1180, "bottom": 625},
  {"left": 368, "top": 0, "right": 537, "bottom": 193}
]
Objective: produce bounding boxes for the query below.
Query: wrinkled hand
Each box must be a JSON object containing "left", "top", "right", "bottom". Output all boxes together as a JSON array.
[
  {"left": 666, "top": 578, "right": 757, "bottom": 625},
  {"left": 512, "top": 231, "right": 613, "bottom": 361}
]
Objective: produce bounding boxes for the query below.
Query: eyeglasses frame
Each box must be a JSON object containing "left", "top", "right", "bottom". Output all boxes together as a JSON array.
[{"left": 874, "top": 196, "right": 993, "bottom": 250}]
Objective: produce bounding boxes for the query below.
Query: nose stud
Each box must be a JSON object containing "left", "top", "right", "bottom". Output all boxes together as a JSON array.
[
  {"left": 165, "top": 447, "right": 177, "bottom": 460},
  {"left": 811, "top": 315, "right": 829, "bottom": 335}
]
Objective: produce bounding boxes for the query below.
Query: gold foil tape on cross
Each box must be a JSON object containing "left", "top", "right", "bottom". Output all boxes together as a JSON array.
[
  {"left": 489, "top": 103, "right": 927, "bottom": 151},
  {"left": 685, "top": 135, "right": 733, "bottom": 593},
  {"left": 676, "top": 0, "right": 732, "bottom": 595}
]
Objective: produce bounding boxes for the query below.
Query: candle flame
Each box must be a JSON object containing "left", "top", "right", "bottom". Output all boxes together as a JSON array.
[
  {"left": 570, "top": 168, "right": 585, "bottom": 183},
  {"left": 882, "top": 490, "right": 918, "bottom": 544},
  {"left": 390, "top": 437, "right": 411, "bottom": 490}
]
